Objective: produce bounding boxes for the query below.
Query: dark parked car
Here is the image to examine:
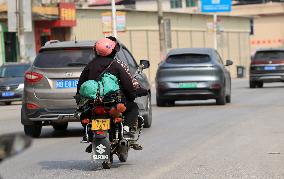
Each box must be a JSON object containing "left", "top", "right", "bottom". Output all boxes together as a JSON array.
[
  {"left": 21, "top": 40, "right": 152, "bottom": 137},
  {"left": 250, "top": 48, "right": 284, "bottom": 88},
  {"left": 155, "top": 48, "right": 233, "bottom": 106},
  {"left": 0, "top": 63, "right": 30, "bottom": 105}
]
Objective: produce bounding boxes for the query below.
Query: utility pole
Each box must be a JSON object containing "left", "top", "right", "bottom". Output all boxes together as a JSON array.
[
  {"left": 16, "top": 0, "right": 25, "bottom": 61},
  {"left": 111, "top": 0, "right": 117, "bottom": 38},
  {"left": 157, "top": 0, "right": 166, "bottom": 60},
  {"left": 213, "top": 13, "right": 217, "bottom": 50}
]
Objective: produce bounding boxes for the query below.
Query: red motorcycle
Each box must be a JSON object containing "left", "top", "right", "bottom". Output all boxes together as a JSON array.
[{"left": 76, "top": 93, "right": 143, "bottom": 169}]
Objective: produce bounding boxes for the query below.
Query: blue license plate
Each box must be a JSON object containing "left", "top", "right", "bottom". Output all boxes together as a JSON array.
[
  {"left": 264, "top": 66, "right": 276, "bottom": 70},
  {"left": 56, "top": 80, "right": 78, "bottom": 89},
  {"left": 2, "top": 91, "right": 15, "bottom": 97}
]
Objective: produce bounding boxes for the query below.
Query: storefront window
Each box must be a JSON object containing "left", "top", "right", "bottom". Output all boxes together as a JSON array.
[
  {"left": 170, "top": 0, "right": 182, "bottom": 8},
  {"left": 186, "top": 0, "right": 197, "bottom": 7},
  {"left": 4, "top": 32, "right": 18, "bottom": 62}
]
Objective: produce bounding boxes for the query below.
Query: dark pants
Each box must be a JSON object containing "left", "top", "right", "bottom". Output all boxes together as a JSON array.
[{"left": 123, "top": 101, "right": 139, "bottom": 128}]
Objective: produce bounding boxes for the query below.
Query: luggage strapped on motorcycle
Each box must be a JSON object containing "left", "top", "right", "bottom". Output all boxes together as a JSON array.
[{"left": 94, "top": 58, "right": 126, "bottom": 104}]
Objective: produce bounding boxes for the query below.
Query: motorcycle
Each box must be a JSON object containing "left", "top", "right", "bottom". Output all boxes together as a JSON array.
[{"left": 75, "top": 92, "right": 144, "bottom": 169}]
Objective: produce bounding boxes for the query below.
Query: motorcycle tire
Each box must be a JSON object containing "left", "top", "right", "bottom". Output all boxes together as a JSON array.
[
  {"left": 110, "top": 154, "right": 113, "bottom": 164},
  {"left": 102, "top": 161, "right": 111, "bottom": 169},
  {"left": 118, "top": 152, "right": 128, "bottom": 162}
]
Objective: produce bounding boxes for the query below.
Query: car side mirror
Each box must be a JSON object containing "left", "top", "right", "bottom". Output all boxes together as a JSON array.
[
  {"left": 139, "top": 60, "right": 150, "bottom": 70},
  {"left": 225, "top": 60, "right": 233, "bottom": 66},
  {"left": 0, "top": 133, "right": 32, "bottom": 162}
]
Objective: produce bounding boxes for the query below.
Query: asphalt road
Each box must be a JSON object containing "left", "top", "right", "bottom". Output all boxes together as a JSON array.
[{"left": 1, "top": 79, "right": 284, "bottom": 179}]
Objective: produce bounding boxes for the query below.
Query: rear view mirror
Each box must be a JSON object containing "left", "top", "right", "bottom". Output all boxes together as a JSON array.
[
  {"left": 225, "top": 60, "right": 233, "bottom": 66},
  {"left": 0, "top": 133, "right": 32, "bottom": 162},
  {"left": 139, "top": 60, "right": 150, "bottom": 69}
]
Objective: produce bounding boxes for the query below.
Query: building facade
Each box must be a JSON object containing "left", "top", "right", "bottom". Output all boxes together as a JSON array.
[
  {"left": 0, "top": 0, "right": 77, "bottom": 65},
  {"left": 73, "top": 8, "right": 251, "bottom": 82},
  {"left": 131, "top": 0, "right": 200, "bottom": 13},
  {"left": 227, "top": 2, "right": 284, "bottom": 54}
]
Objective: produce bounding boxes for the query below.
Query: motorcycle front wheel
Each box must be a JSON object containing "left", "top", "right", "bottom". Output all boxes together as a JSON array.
[{"left": 118, "top": 152, "right": 128, "bottom": 162}]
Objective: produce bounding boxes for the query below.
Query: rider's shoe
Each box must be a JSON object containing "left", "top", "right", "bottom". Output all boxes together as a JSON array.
[
  {"left": 85, "top": 144, "right": 92, "bottom": 153},
  {"left": 131, "top": 143, "right": 143, "bottom": 150},
  {"left": 80, "top": 135, "right": 88, "bottom": 143}
]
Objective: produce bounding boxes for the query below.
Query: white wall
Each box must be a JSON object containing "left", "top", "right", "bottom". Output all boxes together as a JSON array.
[
  {"left": 135, "top": 0, "right": 170, "bottom": 11},
  {"left": 24, "top": 31, "right": 36, "bottom": 62}
]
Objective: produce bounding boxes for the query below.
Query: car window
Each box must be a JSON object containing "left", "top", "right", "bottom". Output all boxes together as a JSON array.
[
  {"left": 0, "top": 65, "right": 30, "bottom": 78},
  {"left": 254, "top": 50, "right": 284, "bottom": 60},
  {"left": 122, "top": 48, "right": 138, "bottom": 74},
  {"left": 116, "top": 50, "right": 128, "bottom": 64},
  {"left": 166, "top": 54, "right": 211, "bottom": 64},
  {"left": 215, "top": 51, "right": 224, "bottom": 65},
  {"left": 34, "top": 49, "right": 94, "bottom": 68}
]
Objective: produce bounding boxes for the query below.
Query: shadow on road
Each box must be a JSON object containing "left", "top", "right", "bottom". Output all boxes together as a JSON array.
[
  {"left": 154, "top": 100, "right": 217, "bottom": 108},
  {"left": 257, "top": 85, "right": 284, "bottom": 89},
  {"left": 39, "top": 128, "right": 84, "bottom": 139},
  {"left": 39, "top": 160, "right": 131, "bottom": 171},
  {"left": 0, "top": 102, "right": 22, "bottom": 106},
  {"left": 240, "top": 84, "right": 284, "bottom": 90}
]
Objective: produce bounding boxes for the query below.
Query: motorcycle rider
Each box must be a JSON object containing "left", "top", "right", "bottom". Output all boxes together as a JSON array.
[{"left": 76, "top": 36, "right": 146, "bottom": 143}]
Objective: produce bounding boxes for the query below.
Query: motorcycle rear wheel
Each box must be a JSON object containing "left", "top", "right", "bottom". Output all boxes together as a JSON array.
[{"left": 102, "top": 161, "right": 111, "bottom": 169}]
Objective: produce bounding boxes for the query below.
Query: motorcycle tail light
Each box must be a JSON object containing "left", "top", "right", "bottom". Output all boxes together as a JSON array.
[
  {"left": 96, "top": 131, "right": 105, "bottom": 135},
  {"left": 93, "top": 106, "right": 106, "bottom": 115},
  {"left": 82, "top": 118, "right": 90, "bottom": 124}
]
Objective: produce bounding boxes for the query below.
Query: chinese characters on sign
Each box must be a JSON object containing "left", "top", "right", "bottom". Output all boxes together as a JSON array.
[
  {"left": 101, "top": 11, "right": 126, "bottom": 33},
  {"left": 60, "top": 6, "right": 76, "bottom": 21},
  {"left": 53, "top": 3, "right": 76, "bottom": 27},
  {"left": 201, "top": 0, "right": 232, "bottom": 13}
]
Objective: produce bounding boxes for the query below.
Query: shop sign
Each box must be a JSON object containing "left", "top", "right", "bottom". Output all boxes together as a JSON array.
[
  {"left": 53, "top": 3, "right": 76, "bottom": 27},
  {"left": 101, "top": 11, "right": 126, "bottom": 33}
]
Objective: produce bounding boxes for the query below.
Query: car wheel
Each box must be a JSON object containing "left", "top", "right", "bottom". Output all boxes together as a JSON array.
[
  {"left": 53, "top": 123, "right": 68, "bottom": 131},
  {"left": 102, "top": 161, "right": 111, "bottom": 169},
  {"left": 249, "top": 81, "right": 257, "bottom": 88},
  {"left": 143, "top": 95, "right": 152, "bottom": 128},
  {"left": 257, "top": 82, "right": 263, "bottom": 88},
  {"left": 4, "top": 101, "right": 11, "bottom": 105},
  {"left": 167, "top": 100, "right": 175, "bottom": 106},
  {"left": 216, "top": 89, "right": 226, "bottom": 105},
  {"left": 225, "top": 94, "right": 231, "bottom": 103},
  {"left": 156, "top": 96, "right": 166, "bottom": 107},
  {"left": 24, "top": 123, "right": 42, "bottom": 138}
]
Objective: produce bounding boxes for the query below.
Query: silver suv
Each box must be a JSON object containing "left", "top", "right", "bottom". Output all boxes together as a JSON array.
[{"left": 22, "top": 40, "right": 152, "bottom": 137}]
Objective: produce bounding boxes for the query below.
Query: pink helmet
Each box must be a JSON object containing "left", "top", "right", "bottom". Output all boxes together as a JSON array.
[{"left": 95, "top": 38, "right": 116, "bottom": 56}]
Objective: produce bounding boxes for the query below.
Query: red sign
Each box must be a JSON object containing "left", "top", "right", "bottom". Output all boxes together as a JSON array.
[{"left": 53, "top": 3, "right": 76, "bottom": 27}]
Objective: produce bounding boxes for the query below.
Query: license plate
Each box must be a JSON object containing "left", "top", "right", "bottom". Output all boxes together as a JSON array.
[
  {"left": 179, "top": 82, "right": 197, "bottom": 89},
  {"left": 2, "top": 91, "right": 15, "bottom": 97},
  {"left": 56, "top": 80, "right": 78, "bottom": 89},
  {"left": 264, "top": 66, "right": 276, "bottom": 70},
  {"left": 91, "top": 119, "right": 110, "bottom": 131}
]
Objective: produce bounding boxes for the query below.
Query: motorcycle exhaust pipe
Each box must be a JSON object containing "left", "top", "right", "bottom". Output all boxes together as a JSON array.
[{"left": 119, "top": 139, "right": 128, "bottom": 147}]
